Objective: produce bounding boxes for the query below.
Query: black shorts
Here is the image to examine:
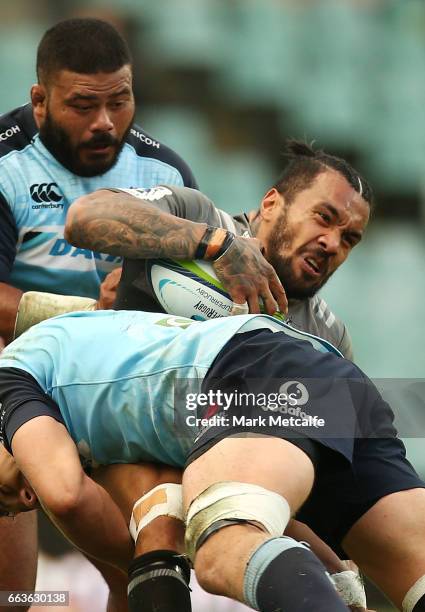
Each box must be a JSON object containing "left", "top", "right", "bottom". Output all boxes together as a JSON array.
[{"left": 186, "top": 329, "right": 424, "bottom": 557}]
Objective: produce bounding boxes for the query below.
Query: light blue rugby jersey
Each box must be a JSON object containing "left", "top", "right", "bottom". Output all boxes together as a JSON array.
[
  {"left": 0, "top": 107, "right": 197, "bottom": 298},
  {"left": 0, "top": 311, "right": 340, "bottom": 467},
  {"left": 2, "top": 137, "right": 188, "bottom": 297}
]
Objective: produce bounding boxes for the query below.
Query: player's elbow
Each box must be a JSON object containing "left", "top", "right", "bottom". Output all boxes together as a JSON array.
[
  {"left": 41, "top": 481, "right": 84, "bottom": 519},
  {"left": 65, "top": 190, "right": 109, "bottom": 245},
  {"left": 64, "top": 194, "right": 91, "bottom": 244}
]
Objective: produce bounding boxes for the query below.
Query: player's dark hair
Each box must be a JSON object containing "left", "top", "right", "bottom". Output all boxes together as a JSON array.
[
  {"left": 274, "top": 140, "right": 373, "bottom": 207},
  {"left": 37, "top": 18, "right": 132, "bottom": 83}
]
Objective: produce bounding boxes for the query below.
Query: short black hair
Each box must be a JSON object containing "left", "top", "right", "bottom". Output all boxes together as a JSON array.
[
  {"left": 274, "top": 140, "right": 373, "bottom": 208},
  {"left": 37, "top": 18, "right": 132, "bottom": 84}
]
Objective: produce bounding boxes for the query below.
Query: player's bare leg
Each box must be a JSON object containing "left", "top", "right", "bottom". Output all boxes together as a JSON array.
[
  {"left": 93, "top": 463, "right": 190, "bottom": 612},
  {"left": 86, "top": 557, "right": 128, "bottom": 612},
  {"left": 343, "top": 488, "right": 425, "bottom": 611},
  {"left": 0, "top": 513, "right": 37, "bottom": 612},
  {"left": 183, "top": 436, "right": 350, "bottom": 611}
]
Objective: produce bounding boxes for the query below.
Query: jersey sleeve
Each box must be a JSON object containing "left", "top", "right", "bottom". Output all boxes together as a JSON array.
[
  {"left": 108, "top": 185, "right": 225, "bottom": 225},
  {"left": 0, "top": 367, "right": 63, "bottom": 453},
  {"left": 0, "top": 191, "right": 18, "bottom": 282},
  {"left": 152, "top": 186, "right": 221, "bottom": 222},
  {"left": 337, "top": 325, "right": 354, "bottom": 361}
]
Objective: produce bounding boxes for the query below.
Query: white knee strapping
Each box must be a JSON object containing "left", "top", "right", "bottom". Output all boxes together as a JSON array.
[
  {"left": 403, "top": 575, "right": 425, "bottom": 612},
  {"left": 331, "top": 570, "right": 367, "bottom": 609},
  {"left": 185, "top": 481, "right": 291, "bottom": 563},
  {"left": 129, "top": 483, "right": 184, "bottom": 542}
]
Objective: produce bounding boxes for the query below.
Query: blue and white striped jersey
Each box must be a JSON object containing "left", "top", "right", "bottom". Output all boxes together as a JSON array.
[{"left": 0, "top": 103, "right": 197, "bottom": 298}]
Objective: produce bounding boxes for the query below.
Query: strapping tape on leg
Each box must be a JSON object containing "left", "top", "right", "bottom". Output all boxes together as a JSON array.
[
  {"left": 403, "top": 575, "right": 425, "bottom": 612},
  {"left": 331, "top": 570, "right": 367, "bottom": 609},
  {"left": 185, "top": 481, "right": 290, "bottom": 563},
  {"left": 129, "top": 483, "right": 183, "bottom": 542}
]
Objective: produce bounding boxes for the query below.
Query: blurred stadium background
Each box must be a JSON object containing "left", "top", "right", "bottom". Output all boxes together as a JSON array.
[{"left": 1, "top": 0, "right": 424, "bottom": 610}]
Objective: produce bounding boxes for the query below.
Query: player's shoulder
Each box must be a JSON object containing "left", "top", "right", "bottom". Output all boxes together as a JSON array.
[
  {"left": 126, "top": 122, "right": 198, "bottom": 188},
  {"left": 0, "top": 103, "right": 37, "bottom": 160},
  {"left": 289, "top": 295, "right": 353, "bottom": 359},
  {"left": 309, "top": 295, "right": 341, "bottom": 329},
  {"left": 308, "top": 295, "right": 353, "bottom": 359}
]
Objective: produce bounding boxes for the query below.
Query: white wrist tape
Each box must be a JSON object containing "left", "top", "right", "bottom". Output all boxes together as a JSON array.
[
  {"left": 14, "top": 291, "right": 97, "bottom": 338},
  {"left": 129, "top": 483, "right": 184, "bottom": 542},
  {"left": 331, "top": 570, "right": 367, "bottom": 609},
  {"left": 230, "top": 301, "right": 249, "bottom": 316}
]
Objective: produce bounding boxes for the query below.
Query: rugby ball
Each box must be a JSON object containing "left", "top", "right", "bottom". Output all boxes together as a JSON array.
[{"left": 147, "top": 258, "right": 284, "bottom": 322}]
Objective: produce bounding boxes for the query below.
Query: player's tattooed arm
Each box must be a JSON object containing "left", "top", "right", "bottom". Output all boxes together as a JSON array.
[
  {"left": 65, "top": 189, "right": 206, "bottom": 260},
  {"left": 65, "top": 189, "right": 287, "bottom": 315}
]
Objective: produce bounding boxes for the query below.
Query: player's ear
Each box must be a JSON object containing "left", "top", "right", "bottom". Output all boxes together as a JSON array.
[
  {"left": 260, "top": 188, "right": 285, "bottom": 221},
  {"left": 20, "top": 479, "right": 38, "bottom": 510},
  {"left": 31, "top": 84, "right": 47, "bottom": 126}
]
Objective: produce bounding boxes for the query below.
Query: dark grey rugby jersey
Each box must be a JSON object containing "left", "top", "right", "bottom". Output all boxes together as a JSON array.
[{"left": 112, "top": 185, "right": 353, "bottom": 360}]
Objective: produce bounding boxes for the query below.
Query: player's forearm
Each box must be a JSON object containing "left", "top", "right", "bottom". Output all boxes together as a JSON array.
[
  {"left": 0, "top": 282, "right": 23, "bottom": 345},
  {"left": 43, "top": 474, "right": 133, "bottom": 572},
  {"left": 12, "top": 417, "right": 133, "bottom": 572},
  {"left": 65, "top": 190, "right": 207, "bottom": 259}
]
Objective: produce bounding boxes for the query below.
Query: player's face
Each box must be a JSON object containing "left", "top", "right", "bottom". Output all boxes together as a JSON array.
[
  {"left": 32, "top": 65, "right": 135, "bottom": 177},
  {"left": 0, "top": 444, "right": 38, "bottom": 515},
  {"left": 262, "top": 170, "right": 369, "bottom": 299}
]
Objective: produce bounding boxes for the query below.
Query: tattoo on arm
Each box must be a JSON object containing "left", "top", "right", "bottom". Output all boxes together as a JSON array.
[{"left": 66, "top": 192, "right": 206, "bottom": 259}]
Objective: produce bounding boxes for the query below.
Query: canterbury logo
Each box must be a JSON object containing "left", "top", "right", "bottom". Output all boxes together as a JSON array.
[{"left": 30, "top": 183, "right": 63, "bottom": 204}]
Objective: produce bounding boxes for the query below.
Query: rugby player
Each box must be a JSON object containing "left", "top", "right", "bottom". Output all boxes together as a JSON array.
[
  {"left": 0, "top": 17, "right": 198, "bottom": 610},
  {"left": 0, "top": 18, "right": 199, "bottom": 345},
  {"left": 66, "top": 140, "right": 372, "bottom": 358},
  {"left": 0, "top": 310, "right": 424, "bottom": 611},
  {"left": 15, "top": 142, "right": 371, "bottom": 607},
  {"left": 20, "top": 142, "right": 371, "bottom": 359}
]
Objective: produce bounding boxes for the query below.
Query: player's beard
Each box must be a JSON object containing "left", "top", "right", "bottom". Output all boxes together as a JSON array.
[
  {"left": 266, "top": 209, "right": 332, "bottom": 300},
  {"left": 39, "top": 109, "right": 134, "bottom": 177}
]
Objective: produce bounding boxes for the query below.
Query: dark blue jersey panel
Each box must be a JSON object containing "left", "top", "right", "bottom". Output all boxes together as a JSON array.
[{"left": 0, "top": 193, "right": 18, "bottom": 281}]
